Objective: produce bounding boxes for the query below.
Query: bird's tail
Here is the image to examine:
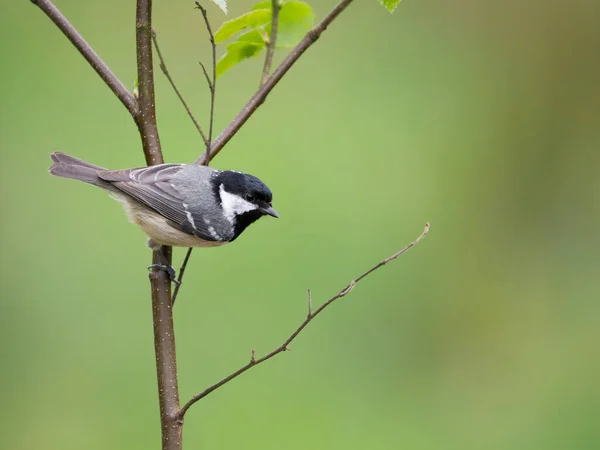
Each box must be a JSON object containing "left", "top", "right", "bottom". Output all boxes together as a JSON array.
[{"left": 48, "top": 152, "right": 109, "bottom": 188}]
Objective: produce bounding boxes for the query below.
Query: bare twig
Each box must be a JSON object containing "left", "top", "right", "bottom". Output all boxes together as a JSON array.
[
  {"left": 199, "top": 62, "right": 213, "bottom": 91},
  {"left": 178, "top": 223, "right": 430, "bottom": 418},
  {"left": 152, "top": 29, "right": 210, "bottom": 147},
  {"left": 261, "top": 0, "right": 281, "bottom": 86},
  {"left": 171, "top": 247, "right": 193, "bottom": 305},
  {"left": 196, "top": 0, "right": 355, "bottom": 165},
  {"left": 168, "top": 3, "right": 219, "bottom": 307},
  {"left": 307, "top": 288, "right": 312, "bottom": 317},
  {"left": 30, "top": 0, "right": 138, "bottom": 117},
  {"left": 195, "top": 2, "right": 217, "bottom": 159}
]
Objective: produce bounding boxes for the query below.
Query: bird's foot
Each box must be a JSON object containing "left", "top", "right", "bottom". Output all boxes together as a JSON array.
[{"left": 148, "top": 264, "right": 181, "bottom": 286}]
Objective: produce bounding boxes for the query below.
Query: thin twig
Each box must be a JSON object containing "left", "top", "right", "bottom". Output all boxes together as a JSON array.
[
  {"left": 30, "top": 0, "right": 138, "bottom": 117},
  {"left": 171, "top": 247, "right": 193, "bottom": 305},
  {"left": 170, "top": 3, "right": 218, "bottom": 307},
  {"left": 307, "top": 288, "right": 312, "bottom": 317},
  {"left": 195, "top": 2, "right": 217, "bottom": 161},
  {"left": 178, "top": 223, "right": 430, "bottom": 418},
  {"left": 261, "top": 0, "right": 281, "bottom": 86},
  {"left": 152, "top": 29, "right": 209, "bottom": 147},
  {"left": 196, "top": 0, "right": 355, "bottom": 165},
  {"left": 199, "top": 62, "right": 213, "bottom": 91}
]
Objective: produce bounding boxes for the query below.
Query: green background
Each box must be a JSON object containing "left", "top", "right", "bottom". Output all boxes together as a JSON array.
[{"left": 1, "top": 0, "right": 599, "bottom": 449}]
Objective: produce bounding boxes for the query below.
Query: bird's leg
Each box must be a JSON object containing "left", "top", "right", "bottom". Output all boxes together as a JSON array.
[
  {"left": 148, "top": 263, "right": 179, "bottom": 285},
  {"left": 147, "top": 240, "right": 180, "bottom": 286}
]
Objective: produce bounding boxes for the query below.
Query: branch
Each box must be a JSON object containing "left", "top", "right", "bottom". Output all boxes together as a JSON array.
[
  {"left": 152, "top": 29, "right": 210, "bottom": 147},
  {"left": 178, "top": 223, "right": 430, "bottom": 418},
  {"left": 166, "top": 3, "right": 219, "bottom": 306},
  {"left": 36, "top": 1, "right": 181, "bottom": 448},
  {"left": 136, "top": 0, "right": 163, "bottom": 165},
  {"left": 195, "top": 0, "right": 355, "bottom": 164},
  {"left": 195, "top": 2, "right": 217, "bottom": 159},
  {"left": 171, "top": 247, "right": 193, "bottom": 305},
  {"left": 136, "top": 1, "right": 181, "bottom": 450},
  {"left": 261, "top": 0, "right": 281, "bottom": 86},
  {"left": 30, "top": 0, "right": 138, "bottom": 117}
]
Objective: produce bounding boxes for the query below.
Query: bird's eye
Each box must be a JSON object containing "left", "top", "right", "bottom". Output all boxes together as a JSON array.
[{"left": 245, "top": 193, "right": 255, "bottom": 202}]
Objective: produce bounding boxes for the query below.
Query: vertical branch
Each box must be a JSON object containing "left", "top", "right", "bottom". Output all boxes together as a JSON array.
[
  {"left": 136, "top": 1, "right": 181, "bottom": 450},
  {"left": 135, "top": 0, "right": 163, "bottom": 166},
  {"left": 33, "top": 0, "right": 181, "bottom": 448},
  {"left": 261, "top": 0, "right": 281, "bottom": 86}
]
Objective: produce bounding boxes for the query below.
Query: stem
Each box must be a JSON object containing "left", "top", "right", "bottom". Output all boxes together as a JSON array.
[
  {"left": 195, "top": 2, "right": 217, "bottom": 161},
  {"left": 152, "top": 29, "right": 209, "bottom": 147},
  {"left": 171, "top": 247, "right": 193, "bottom": 305},
  {"left": 261, "top": 0, "right": 281, "bottom": 86},
  {"left": 196, "top": 0, "right": 355, "bottom": 165},
  {"left": 136, "top": 1, "right": 181, "bottom": 449},
  {"left": 135, "top": 0, "right": 163, "bottom": 165},
  {"left": 30, "top": 0, "right": 138, "bottom": 117},
  {"left": 150, "top": 248, "right": 182, "bottom": 449},
  {"left": 169, "top": 3, "right": 219, "bottom": 305}
]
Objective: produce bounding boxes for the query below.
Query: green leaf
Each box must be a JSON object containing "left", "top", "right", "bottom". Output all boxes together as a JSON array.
[
  {"left": 252, "top": 1, "right": 271, "bottom": 10},
  {"left": 216, "top": 29, "right": 267, "bottom": 77},
  {"left": 214, "top": 9, "right": 272, "bottom": 43},
  {"left": 210, "top": 0, "right": 228, "bottom": 14},
  {"left": 238, "top": 27, "right": 269, "bottom": 44},
  {"left": 274, "top": 1, "right": 315, "bottom": 48},
  {"left": 214, "top": 1, "right": 315, "bottom": 76},
  {"left": 378, "top": 0, "right": 402, "bottom": 13}
]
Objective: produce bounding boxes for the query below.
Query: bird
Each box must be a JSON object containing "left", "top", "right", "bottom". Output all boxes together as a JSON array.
[{"left": 49, "top": 152, "right": 279, "bottom": 279}]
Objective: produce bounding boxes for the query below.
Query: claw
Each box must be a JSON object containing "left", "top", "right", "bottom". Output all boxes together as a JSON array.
[{"left": 148, "top": 264, "right": 181, "bottom": 286}]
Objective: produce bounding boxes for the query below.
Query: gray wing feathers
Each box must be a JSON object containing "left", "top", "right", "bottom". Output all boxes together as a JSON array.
[
  {"left": 97, "top": 164, "right": 183, "bottom": 184},
  {"left": 99, "top": 164, "right": 226, "bottom": 241}
]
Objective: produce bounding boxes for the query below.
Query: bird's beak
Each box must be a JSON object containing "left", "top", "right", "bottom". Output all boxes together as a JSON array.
[{"left": 260, "top": 205, "right": 279, "bottom": 218}]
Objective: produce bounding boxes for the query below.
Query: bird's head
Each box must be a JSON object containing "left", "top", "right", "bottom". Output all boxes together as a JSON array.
[{"left": 213, "top": 170, "right": 278, "bottom": 238}]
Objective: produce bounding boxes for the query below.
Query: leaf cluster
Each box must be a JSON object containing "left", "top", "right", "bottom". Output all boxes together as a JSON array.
[
  {"left": 214, "top": 1, "right": 315, "bottom": 77},
  {"left": 208, "top": 0, "right": 402, "bottom": 77}
]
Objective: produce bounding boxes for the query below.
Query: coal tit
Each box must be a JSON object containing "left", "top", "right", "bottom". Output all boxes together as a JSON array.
[{"left": 49, "top": 152, "right": 279, "bottom": 249}]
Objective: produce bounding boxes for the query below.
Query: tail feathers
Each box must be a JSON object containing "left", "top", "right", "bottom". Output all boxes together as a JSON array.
[
  {"left": 50, "top": 152, "right": 106, "bottom": 171},
  {"left": 49, "top": 152, "right": 110, "bottom": 188}
]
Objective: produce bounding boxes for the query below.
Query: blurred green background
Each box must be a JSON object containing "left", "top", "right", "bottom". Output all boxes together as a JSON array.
[{"left": 1, "top": 0, "right": 599, "bottom": 449}]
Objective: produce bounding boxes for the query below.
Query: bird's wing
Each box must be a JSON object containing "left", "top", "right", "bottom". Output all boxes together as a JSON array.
[{"left": 97, "top": 165, "right": 223, "bottom": 241}]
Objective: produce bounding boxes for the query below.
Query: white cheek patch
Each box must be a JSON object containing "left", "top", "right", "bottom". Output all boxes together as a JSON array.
[{"left": 219, "top": 183, "right": 258, "bottom": 224}]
